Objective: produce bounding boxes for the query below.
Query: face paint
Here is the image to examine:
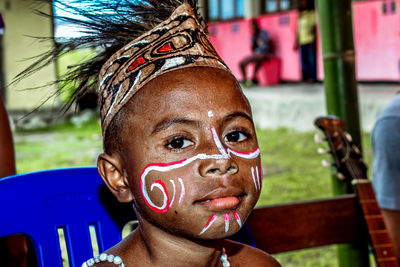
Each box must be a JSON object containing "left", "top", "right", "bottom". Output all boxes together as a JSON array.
[
  {"left": 255, "top": 166, "right": 261, "bottom": 190},
  {"left": 169, "top": 180, "right": 176, "bottom": 208},
  {"left": 234, "top": 211, "right": 242, "bottom": 228},
  {"left": 117, "top": 67, "right": 261, "bottom": 240},
  {"left": 199, "top": 212, "right": 242, "bottom": 235},
  {"left": 224, "top": 213, "right": 230, "bottom": 233},
  {"left": 210, "top": 126, "right": 229, "bottom": 158},
  {"left": 251, "top": 167, "right": 258, "bottom": 191},
  {"left": 227, "top": 147, "right": 260, "bottom": 159},
  {"left": 148, "top": 180, "right": 170, "bottom": 213},
  {"left": 140, "top": 161, "right": 182, "bottom": 213},
  {"left": 199, "top": 214, "right": 217, "bottom": 235},
  {"left": 141, "top": 154, "right": 229, "bottom": 213},
  {"left": 140, "top": 127, "right": 260, "bottom": 223},
  {"left": 178, "top": 177, "right": 185, "bottom": 205}
]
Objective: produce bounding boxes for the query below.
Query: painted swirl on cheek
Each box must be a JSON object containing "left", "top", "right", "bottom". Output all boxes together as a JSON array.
[
  {"left": 149, "top": 180, "right": 170, "bottom": 213},
  {"left": 140, "top": 160, "right": 185, "bottom": 213},
  {"left": 140, "top": 154, "right": 228, "bottom": 213}
]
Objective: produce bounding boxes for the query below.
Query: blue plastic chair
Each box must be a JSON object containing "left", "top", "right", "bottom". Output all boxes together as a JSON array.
[
  {"left": 0, "top": 167, "right": 256, "bottom": 267},
  {"left": 0, "top": 167, "right": 135, "bottom": 267}
]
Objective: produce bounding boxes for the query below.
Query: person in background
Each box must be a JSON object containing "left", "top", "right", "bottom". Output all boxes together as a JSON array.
[
  {"left": 294, "top": 0, "right": 317, "bottom": 83},
  {"left": 0, "top": 96, "right": 30, "bottom": 267},
  {"left": 0, "top": 96, "right": 15, "bottom": 178},
  {"left": 372, "top": 93, "right": 400, "bottom": 262},
  {"left": 239, "top": 19, "right": 271, "bottom": 87}
]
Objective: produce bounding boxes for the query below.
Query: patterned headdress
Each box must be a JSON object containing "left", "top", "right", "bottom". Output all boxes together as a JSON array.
[
  {"left": 15, "top": 0, "right": 232, "bottom": 136},
  {"left": 98, "top": 3, "right": 229, "bottom": 134}
]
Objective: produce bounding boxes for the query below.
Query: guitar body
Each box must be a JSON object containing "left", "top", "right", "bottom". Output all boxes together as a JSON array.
[{"left": 315, "top": 116, "right": 398, "bottom": 267}]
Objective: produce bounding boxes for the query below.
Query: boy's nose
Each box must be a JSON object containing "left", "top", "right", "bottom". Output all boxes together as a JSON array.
[{"left": 199, "top": 158, "right": 238, "bottom": 177}]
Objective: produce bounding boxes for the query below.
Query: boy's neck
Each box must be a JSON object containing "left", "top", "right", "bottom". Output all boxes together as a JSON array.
[
  {"left": 140, "top": 219, "right": 225, "bottom": 266},
  {"left": 126, "top": 218, "right": 225, "bottom": 267}
]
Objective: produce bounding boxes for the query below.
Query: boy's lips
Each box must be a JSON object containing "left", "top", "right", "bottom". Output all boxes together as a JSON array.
[{"left": 194, "top": 188, "right": 245, "bottom": 211}]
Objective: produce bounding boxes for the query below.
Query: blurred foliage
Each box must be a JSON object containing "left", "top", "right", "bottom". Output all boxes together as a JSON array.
[
  {"left": 14, "top": 117, "right": 101, "bottom": 173},
  {"left": 57, "top": 48, "right": 95, "bottom": 103}
]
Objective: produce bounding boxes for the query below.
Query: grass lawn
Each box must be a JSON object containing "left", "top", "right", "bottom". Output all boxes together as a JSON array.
[{"left": 14, "top": 119, "right": 374, "bottom": 266}]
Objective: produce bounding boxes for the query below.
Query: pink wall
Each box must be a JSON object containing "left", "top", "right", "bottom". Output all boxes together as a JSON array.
[
  {"left": 353, "top": 0, "right": 400, "bottom": 81},
  {"left": 209, "top": 0, "right": 400, "bottom": 82},
  {"left": 208, "top": 11, "right": 301, "bottom": 81},
  {"left": 208, "top": 20, "right": 251, "bottom": 80}
]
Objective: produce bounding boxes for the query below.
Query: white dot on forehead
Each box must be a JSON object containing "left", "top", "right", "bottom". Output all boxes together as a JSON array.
[{"left": 208, "top": 110, "right": 214, "bottom": 117}]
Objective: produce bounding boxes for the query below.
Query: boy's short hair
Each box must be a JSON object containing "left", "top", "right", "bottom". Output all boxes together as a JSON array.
[{"left": 103, "top": 107, "right": 125, "bottom": 154}]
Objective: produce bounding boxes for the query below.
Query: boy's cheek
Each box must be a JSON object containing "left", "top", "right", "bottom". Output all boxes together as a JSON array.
[{"left": 132, "top": 158, "right": 262, "bottom": 214}]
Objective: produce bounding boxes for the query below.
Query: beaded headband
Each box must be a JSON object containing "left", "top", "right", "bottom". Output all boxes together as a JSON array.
[{"left": 98, "top": 3, "right": 230, "bottom": 134}]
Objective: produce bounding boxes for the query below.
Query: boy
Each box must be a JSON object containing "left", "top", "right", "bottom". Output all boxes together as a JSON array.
[
  {"left": 94, "top": 65, "right": 279, "bottom": 266},
  {"left": 24, "top": 1, "right": 281, "bottom": 266}
]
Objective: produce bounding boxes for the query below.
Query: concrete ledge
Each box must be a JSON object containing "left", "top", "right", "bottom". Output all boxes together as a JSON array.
[{"left": 243, "top": 83, "right": 399, "bottom": 132}]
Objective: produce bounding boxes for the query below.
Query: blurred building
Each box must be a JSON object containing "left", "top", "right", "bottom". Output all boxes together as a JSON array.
[
  {"left": 0, "top": 0, "right": 399, "bottom": 111},
  {"left": 0, "top": 0, "right": 57, "bottom": 111},
  {"left": 202, "top": 0, "right": 400, "bottom": 83}
]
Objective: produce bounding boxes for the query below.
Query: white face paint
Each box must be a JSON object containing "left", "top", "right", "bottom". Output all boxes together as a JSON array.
[
  {"left": 169, "top": 180, "right": 176, "bottom": 208},
  {"left": 234, "top": 212, "right": 242, "bottom": 228},
  {"left": 140, "top": 126, "right": 260, "bottom": 238},
  {"left": 178, "top": 178, "right": 185, "bottom": 205},
  {"left": 199, "top": 215, "right": 217, "bottom": 235},
  {"left": 224, "top": 213, "right": 230, "bottom": 233}
]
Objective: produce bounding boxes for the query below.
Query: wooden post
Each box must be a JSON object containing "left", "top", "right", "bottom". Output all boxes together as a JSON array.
[{"left": 315, "top": 0, "right": 370, "bottom": 266}]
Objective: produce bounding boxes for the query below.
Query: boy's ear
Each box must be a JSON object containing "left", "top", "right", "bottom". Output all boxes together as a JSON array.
[{"left": 97, "top": 153, "right": 133, "bottom": 203}]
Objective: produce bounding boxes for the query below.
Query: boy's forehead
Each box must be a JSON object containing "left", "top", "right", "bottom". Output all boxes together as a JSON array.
[{"left": 128, "top": 67, "right": 250, "bottom": 119}]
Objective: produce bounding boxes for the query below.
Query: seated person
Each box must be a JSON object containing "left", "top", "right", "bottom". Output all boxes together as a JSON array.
[
  {"left": 0, "top": 96, "right": 15, "bottom": 178},
  {"left": 239, "top": 19, "right": 271, "bottom": 86},
  {"left": 25, "top": 1, "right": 281, "bottom": 266},
  {"left": 0, "top": 96, "right": 29, "bottom": 267},
  {"left": 372, "top": 93, "right": 400, "bottom": 262}
]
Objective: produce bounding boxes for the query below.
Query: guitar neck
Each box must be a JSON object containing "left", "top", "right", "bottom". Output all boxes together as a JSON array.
[{"left": 352, "top": 179, "right": 398, "bottom": 266}]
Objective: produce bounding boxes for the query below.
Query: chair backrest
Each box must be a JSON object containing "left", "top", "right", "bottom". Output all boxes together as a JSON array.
[
  {"left": 246, "top": 194, "right": 366, "bottom": 254},
  {"left": 0, "top": 167, "right": 135, "bottom": 267}
]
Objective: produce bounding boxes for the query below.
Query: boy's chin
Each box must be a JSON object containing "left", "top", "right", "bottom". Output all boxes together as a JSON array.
[
  {"left": 193, "top": 224, "right": 243, "bottom": 240},
  {"left": 151, "top": 219, "right": 243, "bottom": 241}
]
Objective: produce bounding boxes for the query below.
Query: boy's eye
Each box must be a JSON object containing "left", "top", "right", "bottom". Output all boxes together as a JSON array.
[
  {"left": 224, "top": 131, "right": 248, "bottom": 142},
  {"left": 167, "top": 138, "right": 194, "bottom": 149}
]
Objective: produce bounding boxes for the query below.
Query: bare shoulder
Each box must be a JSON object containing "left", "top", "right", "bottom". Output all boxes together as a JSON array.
[
  {"left": 224, "top": 239, "right": 281, "bottom": 267},
  {"left": 82, "top": 231, "right": 142, "bottom": 267}
]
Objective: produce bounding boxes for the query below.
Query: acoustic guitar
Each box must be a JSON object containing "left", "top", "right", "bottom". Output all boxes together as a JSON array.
[{"left": 315, "top": 116, "right": 398, "bottom": 267}]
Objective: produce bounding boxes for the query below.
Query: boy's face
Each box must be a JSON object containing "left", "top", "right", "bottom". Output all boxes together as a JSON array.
[{"left": 109, "top": 67, "right": 261, "bottom": 239}]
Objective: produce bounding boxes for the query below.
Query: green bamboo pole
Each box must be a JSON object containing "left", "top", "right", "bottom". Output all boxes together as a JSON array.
[{"left": 315, "top": 0, "right": 370, "bottom": 266}]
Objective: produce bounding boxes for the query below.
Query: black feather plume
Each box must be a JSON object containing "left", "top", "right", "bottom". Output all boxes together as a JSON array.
[{"left": 14, "top": 0, "right": 202, "bottom": 112}]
